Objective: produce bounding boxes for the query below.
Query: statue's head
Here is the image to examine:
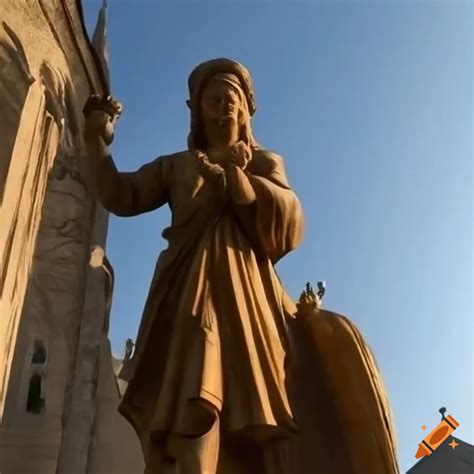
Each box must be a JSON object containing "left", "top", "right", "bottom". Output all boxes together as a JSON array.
[{"left": 187, "top": 58, "right": 258, "bottom": 151}]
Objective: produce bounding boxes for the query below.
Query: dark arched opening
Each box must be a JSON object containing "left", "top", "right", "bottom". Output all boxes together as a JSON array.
[
  {"left": 26, "top": 373, "right": 44, "bottom": 414},
  {"left": 31, "top": 340, "right": 47, "bottom": 364}
]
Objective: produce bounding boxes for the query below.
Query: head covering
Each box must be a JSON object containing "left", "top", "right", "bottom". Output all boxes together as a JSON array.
[
  {"left": 206, "top": 73, "right": 242, "bottom": 95},
  {"left": 187, "top": 58, "right": 256, "bottom": 115}
]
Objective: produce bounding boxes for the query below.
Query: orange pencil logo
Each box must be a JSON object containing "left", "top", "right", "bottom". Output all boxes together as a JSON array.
[{"left": 415, "top": 411, "right": 460, "bottom": 459}]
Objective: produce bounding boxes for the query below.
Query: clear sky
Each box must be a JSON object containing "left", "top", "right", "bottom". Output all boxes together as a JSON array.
[{"left": 83, "top": 1, "right": 472, "bottom": 472}]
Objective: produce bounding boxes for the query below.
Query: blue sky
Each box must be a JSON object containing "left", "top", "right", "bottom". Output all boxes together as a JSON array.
[{"left": 83, "top": 1, "right": 472, "bottom": 471}]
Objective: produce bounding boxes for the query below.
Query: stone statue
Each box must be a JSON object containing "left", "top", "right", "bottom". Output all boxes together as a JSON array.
[
  {"left": 83, "top": 58, "right": 398, "bottom": 474},
  {"left": 124, "top": 338, "right": 135, "bottom": 362}
]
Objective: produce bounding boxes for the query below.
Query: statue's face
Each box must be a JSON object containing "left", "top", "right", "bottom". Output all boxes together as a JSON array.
[{"left": 200, "top": 78, "right": 241, "bottom": 128}]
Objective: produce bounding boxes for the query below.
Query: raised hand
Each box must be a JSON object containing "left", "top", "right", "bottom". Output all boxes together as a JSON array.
[
  {"left": 194, "top": 142, "right": 253, "bottom": 202},
  {"left": 83, "top": 94, "right": 123, "bottom": 145},
  {"left": 225, "top": 164, "right": 256, "bottom": 205},
  {"left": 195, "top": 150, "right": 227, "bottom": 196},
  {"left": 228, "top": 141, "right": 251, "bottom": 170}
]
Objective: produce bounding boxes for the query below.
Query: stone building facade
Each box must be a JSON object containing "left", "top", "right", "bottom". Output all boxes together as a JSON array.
[{"left": 0, "top": 1, "right": 143, "bottom": 472}]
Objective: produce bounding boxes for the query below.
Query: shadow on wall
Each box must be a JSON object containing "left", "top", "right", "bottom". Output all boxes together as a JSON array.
[{"left": 0, "top": 21, "right": 35, "bottom": 204}]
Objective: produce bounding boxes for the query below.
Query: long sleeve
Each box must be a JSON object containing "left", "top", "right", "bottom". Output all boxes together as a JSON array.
[
  {"left": 97, "top": 154, "right": 170, "bottom": 217},
  {"left": 233, "top": 150, "right": 304, "bottom": 263}
]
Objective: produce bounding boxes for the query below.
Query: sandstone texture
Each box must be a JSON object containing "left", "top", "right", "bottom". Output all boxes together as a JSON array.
[{"left": 0, "top": 1, "right": 143, "bottom": 472}]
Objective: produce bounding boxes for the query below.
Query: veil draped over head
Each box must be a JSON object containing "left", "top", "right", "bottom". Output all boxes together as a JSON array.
[{"left": 186, "top": 58, "right": 259, "bottom": 151}]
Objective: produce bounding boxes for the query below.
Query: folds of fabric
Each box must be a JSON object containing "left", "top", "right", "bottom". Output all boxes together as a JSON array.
[
  {"left": 104, "top": 149, "right": 303, "bottom": 455},
  {"left": 293, "top": 309, "right": 399, "bottom": 474}
]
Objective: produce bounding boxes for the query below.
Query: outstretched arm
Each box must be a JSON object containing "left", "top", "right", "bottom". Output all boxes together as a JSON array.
[{"left": 84, "top": 95, "right": 169, "bottom": 217}]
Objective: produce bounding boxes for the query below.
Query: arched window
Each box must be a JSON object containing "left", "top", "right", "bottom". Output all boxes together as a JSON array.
[
  {"left": 31, "top": 340, "right": 47, "bottom": 364},
  {"left": 26, "top": 373, "right": 44, "bottom": 414}
]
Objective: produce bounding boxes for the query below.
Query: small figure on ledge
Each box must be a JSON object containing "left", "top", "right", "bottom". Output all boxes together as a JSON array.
[
  {"left": 316, "top": 281, "right": 326, "bottom": 300},
  {"left": 297, "top": 281, "right": 326, "bottom": 314},
  {"left": 123, "top": 338, "right": 135, "bottom": 363}
]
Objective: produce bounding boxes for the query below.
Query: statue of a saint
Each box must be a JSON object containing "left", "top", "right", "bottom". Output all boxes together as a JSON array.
[
  {"left": 84, "top": 58, "right": 304, "bottom": 473},
  {"left": 84, "top": 58, "right": 399, "bottom": 474}
]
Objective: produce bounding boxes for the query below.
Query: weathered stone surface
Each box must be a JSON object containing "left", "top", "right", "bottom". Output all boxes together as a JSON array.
[
  {"left": 0, "top": 1, "right": 143, "bottom": 473},
  {"left": 288, "top": 301, "right": 399, "bottom": 474}
]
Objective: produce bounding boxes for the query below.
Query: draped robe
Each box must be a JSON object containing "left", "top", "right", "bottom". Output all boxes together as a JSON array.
[{"left": 96, "top": 148, "right": 304, "bottom": 458}]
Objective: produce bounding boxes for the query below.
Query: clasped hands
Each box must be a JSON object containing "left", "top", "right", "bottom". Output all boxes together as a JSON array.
[{"left": 196, "top": 142, "right": 256, "bottom": 205}]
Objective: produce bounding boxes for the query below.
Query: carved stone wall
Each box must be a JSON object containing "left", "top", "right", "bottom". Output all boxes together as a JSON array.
[
  {"left": 0, "top": 27, "right": 64, "bottom": 422},
  {"left": 0, "top": 22, "right": 35, "bottom": 205},
  {"left": 0, "top": 1, "right": 143, "bottom": 473}
]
